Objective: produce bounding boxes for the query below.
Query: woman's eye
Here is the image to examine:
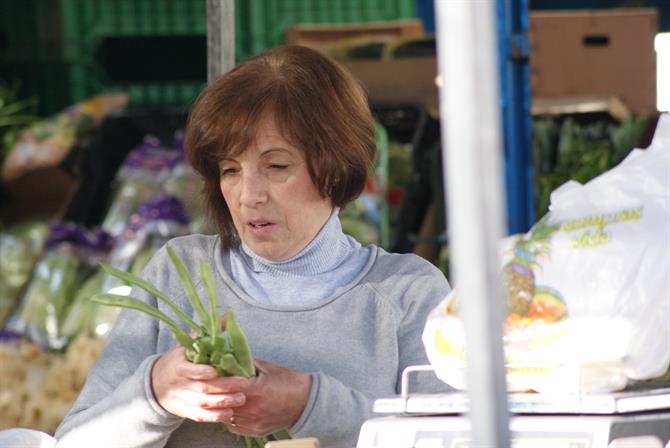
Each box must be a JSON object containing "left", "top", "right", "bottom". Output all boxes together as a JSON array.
[
  {"left": 220, "top": 167, "right": 238, "bottom": 176},
  {"left": 269, "top": 164, "right": 288, "bottom": 170}
]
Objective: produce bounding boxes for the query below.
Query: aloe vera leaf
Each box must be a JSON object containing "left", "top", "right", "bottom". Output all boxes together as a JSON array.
[
  {"left": 186, "top": 335, "right": 214, "bottom": 364},
  {"left": 218, "top": 352, "right": 252, "bottom": 378},
  {"left": 98, "top": 262, "right": 202, "bottom": 333},
  {"left": 226, "top": 309, "right": 256, "bottom": 377},
  {"left": 186, "top": 349, "right": 210, "bottom": 364},
  {"left": 91, "top": 293, "right": 193, "bottom": 348},
  {"left": 200, "top": 260, "right": 220, "bottom": 338},
  {"left": 166, "top": 245, "right": 210, "bottom": 327}
]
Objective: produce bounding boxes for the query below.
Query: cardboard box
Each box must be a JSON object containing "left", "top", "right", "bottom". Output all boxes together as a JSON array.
[
  {"left": 296, "top": 8, "right": 658, "bottom": 119},
  {"left": 341, "top": 57, "right": 439, "bottom": 117},
  {"left": 286, "top": 20, "right": 424, "bottom": 48},
  {"left": 529, "top": 8, "right": 658, "bottom": 114}
]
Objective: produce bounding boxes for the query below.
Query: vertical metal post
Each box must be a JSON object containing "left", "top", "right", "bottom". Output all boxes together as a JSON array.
[
  {"left": 207, "top": 0, "right": 236, "bottom": 82},
  {"left": 498, "top": 0, "right": 535, "bottom": 234},
  {"left": 434, "top": 0, "right": 511, "bottom": 447}
]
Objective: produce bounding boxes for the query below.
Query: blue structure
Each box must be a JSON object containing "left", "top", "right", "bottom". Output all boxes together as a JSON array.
[
  {"left": 417, "top": 0, "right": 535, "bottom": 234},
  {"left": 497, "top": 0, "right": 535, "bottom": 234}
]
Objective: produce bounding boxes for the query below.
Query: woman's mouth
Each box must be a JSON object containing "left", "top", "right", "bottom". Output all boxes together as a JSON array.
[
  {"left": 249, "top": 221, "right": 272, "bottom": 228},
  {"left": 247, "top": 221, "right": 275, "bottom": 236}
]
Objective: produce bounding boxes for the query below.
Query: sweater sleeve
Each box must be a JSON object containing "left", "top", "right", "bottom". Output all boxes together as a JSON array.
[
  {"left": 396, "top": 264, "right": 454, "bottom": 395},
  {"left": 54, "top": 293, "right": 183, "bottom": 447},
  {"left": 289, "top": 372, "right": 374, "bottom": 448}
]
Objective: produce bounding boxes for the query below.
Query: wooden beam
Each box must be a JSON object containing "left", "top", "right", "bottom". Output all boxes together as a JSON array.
[{"left": 207, "top": 0, "right": 235, "bottom": 82}]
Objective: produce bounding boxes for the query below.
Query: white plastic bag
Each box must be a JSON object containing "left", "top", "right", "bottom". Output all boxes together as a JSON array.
[
  {"left": 424, "top": 114, "right": 670, "bottom": 394},
  {"left": 0, "top": 428, "right": 56, "bottom": 448}
]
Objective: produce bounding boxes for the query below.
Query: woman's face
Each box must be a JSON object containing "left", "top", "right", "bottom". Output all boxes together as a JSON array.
[{"left": 218, "top": 118, "right": 333, "bottom": 261}]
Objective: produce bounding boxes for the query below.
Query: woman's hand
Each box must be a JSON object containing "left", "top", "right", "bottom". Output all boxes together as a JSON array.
[
  {"left": 150, "top": 346, "right": 247, "bottom": 422},
  {"left": 222, "top": 358, "right": 312, "bottom": 436}
]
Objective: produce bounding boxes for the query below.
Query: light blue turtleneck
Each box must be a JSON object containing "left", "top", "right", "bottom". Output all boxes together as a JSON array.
[{"left": 221, "top": 208, "right": 372, "bottom": 305}]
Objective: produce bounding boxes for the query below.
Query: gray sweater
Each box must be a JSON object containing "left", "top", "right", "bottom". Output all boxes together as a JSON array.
[{"left": 55, "top": 235, "right": 451, "bottom": 448}]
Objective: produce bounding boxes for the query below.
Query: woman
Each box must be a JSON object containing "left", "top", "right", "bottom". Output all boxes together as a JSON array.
[{"left": 55, "top": 45, "right": 451, "bottom": 448}]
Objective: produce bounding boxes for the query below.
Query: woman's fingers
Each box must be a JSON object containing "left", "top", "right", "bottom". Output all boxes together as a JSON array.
[
  {"left": 175, "top": 358, "right": 219, "bottom": 380},
  {"left": 180, "top": 389, "right": 246, "bottom": 410},
  {"left": 217, "top": 358, "right": 311, "bottom": 436},
  {"left": 151, "top": 346, "right": 251, "bottom": 421},
  {"left": 180, "top": 403, "right": 235, "bottom": 423}
]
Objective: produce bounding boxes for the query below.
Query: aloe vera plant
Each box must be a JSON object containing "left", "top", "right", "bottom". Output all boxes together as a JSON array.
[{"left": 90, "top": 245, "right": 290, "bottom": 447}]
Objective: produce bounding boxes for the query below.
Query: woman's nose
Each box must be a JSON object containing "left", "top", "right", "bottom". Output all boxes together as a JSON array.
[{"left": 239, "top": 172, "right": 268, "bottom": 206}]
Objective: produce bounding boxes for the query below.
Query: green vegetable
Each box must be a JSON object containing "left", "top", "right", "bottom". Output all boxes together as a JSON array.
[
  {"left": 532, "top": 115, "right": 652, "bottom": 218},
  {"left": 60, "top": 268, "right": 105, "bottom": 338},
  {"left": 98, "top": 261, "right": 202, "bottom": 334},
  {"left": 15, "top": 249, "right": 81, "bottom": 349},
  {"left": 93, "top": 293, "right": 194, "bottom": 348},
  {"left": 226, "top": 308, "right": 255, "bottom": 378},
  {"left": 91, "top": 244, "right": 291, "bottom": 445},
  {"left": 166, "top": 245, "right": 210, "bottom": 327},
  {"left": 0, "top": 220, "right": 49, "bottom": 327}
]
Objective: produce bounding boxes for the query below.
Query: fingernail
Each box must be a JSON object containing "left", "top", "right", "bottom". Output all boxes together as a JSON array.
[{"left": 230, "top": 393, "right": 244, "bottom": 405}]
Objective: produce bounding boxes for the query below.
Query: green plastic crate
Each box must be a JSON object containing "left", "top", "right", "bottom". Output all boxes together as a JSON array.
[
  {"left": 236, "top": 0, "right": 416, "bottom": 58},
  {"left": 1, "top": 0, "right": 415, "bottom": 115}
]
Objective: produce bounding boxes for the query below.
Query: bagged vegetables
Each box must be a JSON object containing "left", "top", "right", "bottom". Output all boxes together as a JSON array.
[
  {"left": 423, "top": 113, "right": 670, "bottom": 395},
  {"left": 1, "top": 93, "right": 128, "bottom": 182},
  {"left": 5, "top": 223, "right": 113, "bottom": 350},
  {"left": 101, "top": 136, "right": 180, "bottom": 237},
  {"left": 163, "top": 132, "right": 208, "bottom": 234},
  {"left": 0, "top": 220, "right": 49, "bottom": 328},
  {"left": 92, "top": 245, "right": 291, "bottom": 447}
]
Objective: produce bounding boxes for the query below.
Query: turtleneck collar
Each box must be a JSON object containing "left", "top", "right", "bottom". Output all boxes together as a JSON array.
[{"left": 238, "top": 207, "right": 358, "bottom": 277}]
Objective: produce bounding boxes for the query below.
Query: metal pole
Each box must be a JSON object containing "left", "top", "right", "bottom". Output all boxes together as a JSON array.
[
  {"left": 207, "top": 0, "right": 236, "bottom": 82},
  {"left": 434, "top": 0, "right": 511, "bottom": 447},
  {"left": 498, "top": 0, "right": 535, "bottom": 234}
]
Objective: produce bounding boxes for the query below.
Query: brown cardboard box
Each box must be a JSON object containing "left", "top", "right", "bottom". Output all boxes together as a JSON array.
[
  {"left": 286, "top": 20, "right": 424, "bottom": 48},
  {"left": 529, "top": 8, "right": 658, "bottom": 114},
  {"left": 299, "top": 8, "right": 658, "bottom": 119},
  {"left": 340, "top": 57, "right": 439, "bottom": 117}
]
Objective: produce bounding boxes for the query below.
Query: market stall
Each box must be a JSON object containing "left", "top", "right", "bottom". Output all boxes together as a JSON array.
[{"left": 0, "top": 1, "right": 668, "bottom": 447}]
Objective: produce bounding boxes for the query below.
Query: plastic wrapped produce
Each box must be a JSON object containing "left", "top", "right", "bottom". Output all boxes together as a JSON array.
[
  {"left": 0, "top": 221, "right": 49, "bottom": 328},
  {"left": 101, "top": 136, "right": 181, "bottom": 236},
  {"left": 59, "top": 268, "right": 105, "bottom": 339},
  {"left": 162, "top": 131, "right": 208, "bottom": 233},
  {"left": 164, "top": 161, "right": 207, "bottom": 233},
  {"left": 5, "top": 224, "right": 113, "bottom": 349},
  {"left": 1, "top": 94, "right": 128, "bottom": 182}
]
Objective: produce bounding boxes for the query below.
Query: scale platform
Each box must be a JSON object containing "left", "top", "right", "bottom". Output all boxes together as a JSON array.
[
  {"left": 373, "top": 384, "right": 670, "bottom": 416},
  {"left": 357, "top": 367, "right": 670, "bottom": 448}
]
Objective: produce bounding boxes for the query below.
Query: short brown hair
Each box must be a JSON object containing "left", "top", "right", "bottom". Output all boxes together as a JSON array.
[{"left": 185, "top": 44, "right": 377, "bottom": 249}]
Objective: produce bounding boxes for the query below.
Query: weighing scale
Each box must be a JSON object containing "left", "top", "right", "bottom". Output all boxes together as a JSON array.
[{"left": 356, "top": 366, "right": 670, "bottom": 448}]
